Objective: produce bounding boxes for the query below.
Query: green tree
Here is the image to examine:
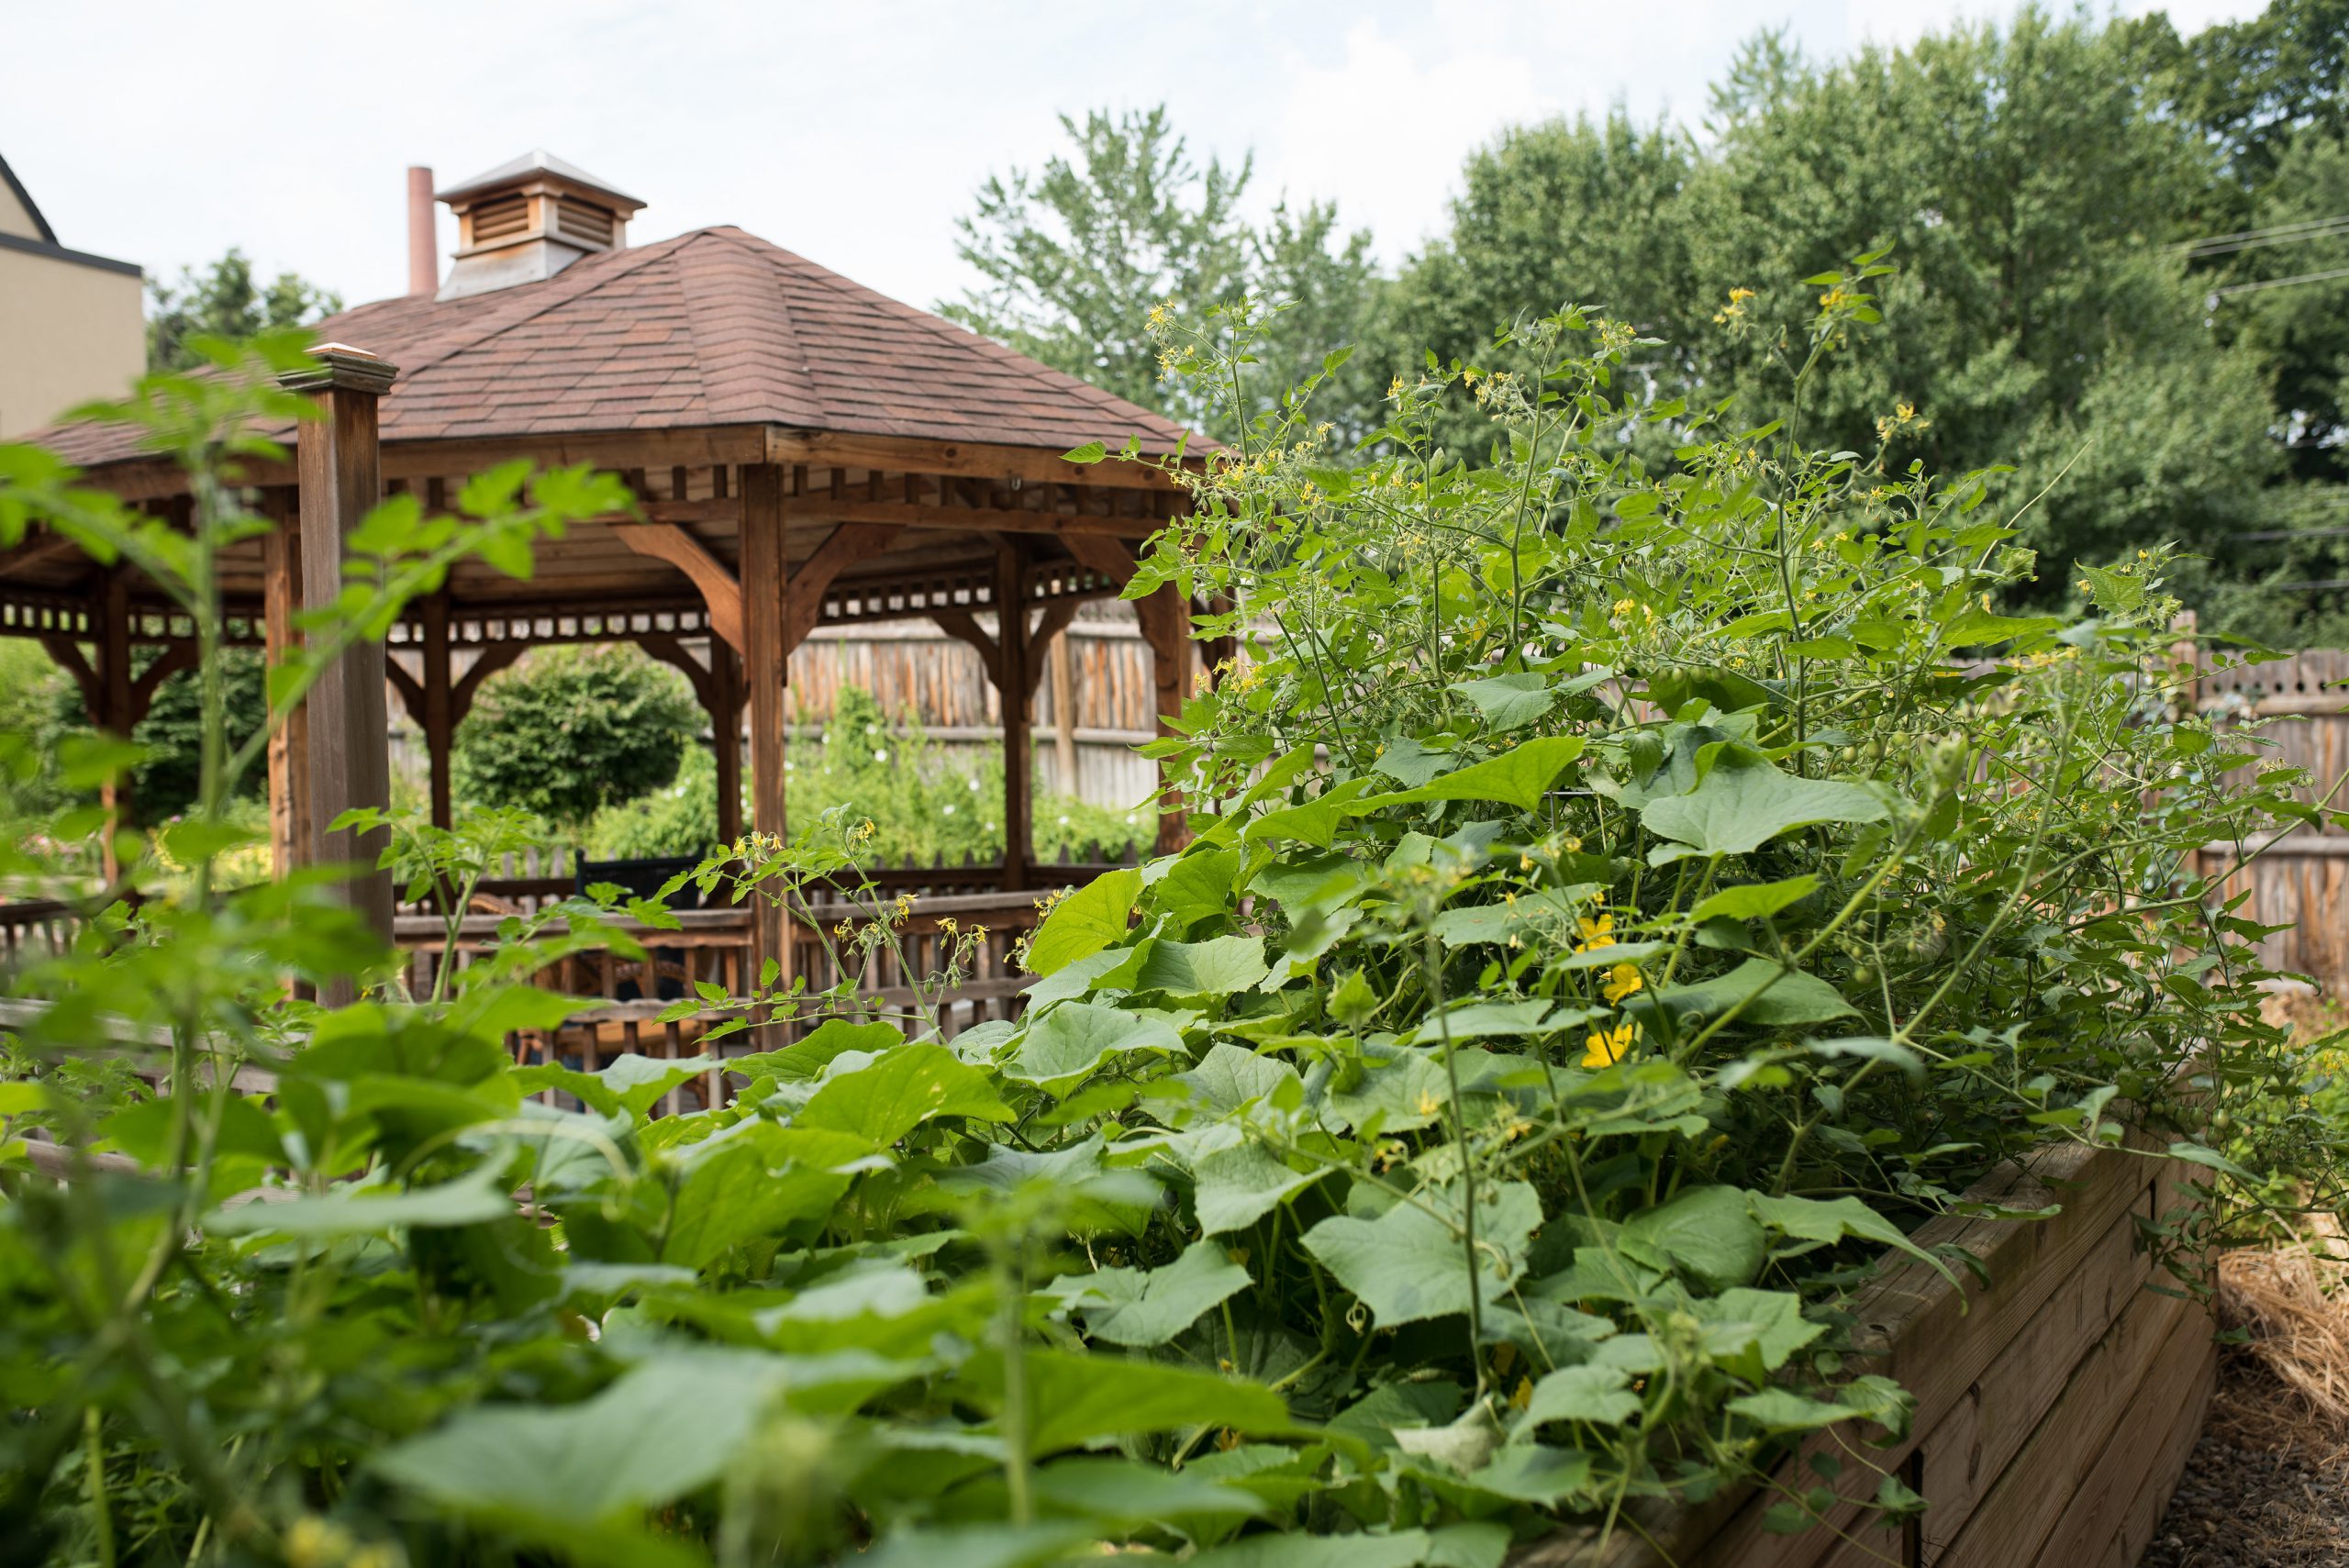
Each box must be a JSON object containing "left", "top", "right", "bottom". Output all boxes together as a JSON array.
[
  {"left": 1247, "top": 199, "right": 1386, "bottom": 443},
  {"left": 2138, "top": 0, "right": 2349, "bottom": 189},
  {"left": 26, "top": 646, "right": 268, "bottom": 824},
  {"left": 127, "top": 648, "right": 268, "bottom": 821},
  {"left": 1682, "top": 14, "right": 2272, "bottom": 597},
  {"left": 946, "top": 106, "right": 1250, "bottom": 420},
  {"left": 1383, "top": 11, "right": 2283, "bottom": 623},
  {"left": 451, "top": 644, "right": 701, "bottom": 830},
  {"left": 146, "top": 249, "right": 342, "bottom": 373},
  {"left": 945, "top": 106, "right": 1378, "bottom": 434},
  {"left": 1371, "top": 109, "right": 1696, "bottom": 455}
]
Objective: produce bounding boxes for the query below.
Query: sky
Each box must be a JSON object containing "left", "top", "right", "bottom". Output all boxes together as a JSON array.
[{"left": 4, "top": 0, "right": 2266, "bottom": 321}]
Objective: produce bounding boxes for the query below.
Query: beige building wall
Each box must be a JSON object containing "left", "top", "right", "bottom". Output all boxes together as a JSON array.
[
  {"left": 0, "top": 157, "right": 144, "bottom": 439},
  {"left": 0, "top": 249, "right": 145, "bottom": 437},
  {"left": 0, "top": 177, "right": 41, "bottom": 240}
]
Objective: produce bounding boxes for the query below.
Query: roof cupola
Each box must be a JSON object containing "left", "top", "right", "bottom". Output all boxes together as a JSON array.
[{"left": 433, "top": 150, "right": 643, "bottom": 300}]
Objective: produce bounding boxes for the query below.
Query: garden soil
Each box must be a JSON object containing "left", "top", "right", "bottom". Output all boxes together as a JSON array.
[{"left": 2138, "top": 1230, "right": 2349, "bottom": 1567}]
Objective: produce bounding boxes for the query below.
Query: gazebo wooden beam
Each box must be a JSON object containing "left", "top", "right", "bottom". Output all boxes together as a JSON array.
[
  {"left": 384, "top": 659, "right": 426, "bottom": 725},
  {"left": 929, "top": 609, "right": 1001, "bottom": 687},
  {"left": 610, "top": 522, "right": 744, "bottom": 652},
  {"left": 740, "top": 462, "right": 792, "bottom": 998},
  {"left": 633, "top": 632, "right": 716, "bottom": 712},
  {"left": 44, "top": 423, "right": 1197, "bottom": 506},
  {"left": 39, "top": 636, "right": 98, "bottom": 723},
  {"left": 766, "top": 429, "right": 1189, "bottom": 491},
  {"left": 785, "top": 522, "right": 904, "bottom": 651},
  {"left": 419, "top": 591, "right": 454, "bottom": 830},
  {"left": 261, "top": 489, "right": 308, "bottom": 879},
  {"left": 794, "top": 498, "right": 1160, "bottom": 540},
  {"left": 0, "top": 531, "right": 85, "bottom": 577},
  {"left": 996, "top": 541, "right": 1033, "bottom": 893},
  {"left": 451, "top": 641, "right": 524, "bottom": 726},
  {"left": 709, "top": 642, "right": 743, "bottom": 846},
  {"left": 1026, "top": 600, "right": 1080, "bottom": 700}
]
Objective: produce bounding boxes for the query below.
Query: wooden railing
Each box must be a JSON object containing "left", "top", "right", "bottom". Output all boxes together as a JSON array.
[
  {"left": 4, "top": 864, "right": 1093, "bottom": 1118},
  {"left": 0, "top": 898, "right": 79, "bottom": 966},
  {"left": 387, "top": 885, "right": 1056, "bottom": 1115}
]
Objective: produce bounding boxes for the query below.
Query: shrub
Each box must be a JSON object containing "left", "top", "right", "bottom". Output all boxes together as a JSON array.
[{"left": 451, "top": 643, "right": 701, "bottom": 828}]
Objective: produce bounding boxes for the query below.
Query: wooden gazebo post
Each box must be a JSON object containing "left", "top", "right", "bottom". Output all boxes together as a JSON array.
[
  {"left": 96, "top": 568, "right": 134, "bottom": 879},
  {"left": 740, "top": 462, "right": 791, "bottom": 992},
  {"left": 277, "top": 345, "right": 398, "bottom": 984},
  {"left": 996, "top": 541, "right": 1032, "bottom": 893},
  {"left": 262, "top": 490, "right": 309, "bottom": 879}
]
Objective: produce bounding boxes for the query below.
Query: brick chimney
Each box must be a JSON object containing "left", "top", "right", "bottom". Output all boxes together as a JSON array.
[
  {"left": 406, "top": 166, "right": 437, "bottom": 296},
  {"left": 432, "top": 150, "right": 643, "bottom": 301}
]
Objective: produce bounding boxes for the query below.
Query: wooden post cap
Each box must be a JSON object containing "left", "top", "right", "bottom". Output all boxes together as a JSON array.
[{"left": 278, "top": 344, "right": 399, "bottom": 397}]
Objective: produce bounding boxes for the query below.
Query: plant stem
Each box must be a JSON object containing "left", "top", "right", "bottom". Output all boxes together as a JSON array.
[
  {"left": 1422, "top": 927, "right": 1486, "bottom": 1395},
  {"left": 84, "top": 1406, "right": 116, "bottom": 1568}
]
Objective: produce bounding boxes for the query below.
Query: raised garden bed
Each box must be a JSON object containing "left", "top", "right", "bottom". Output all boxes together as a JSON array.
[{"left": 1519, "top": 1140, "right": 2217, "bottom": 1568}]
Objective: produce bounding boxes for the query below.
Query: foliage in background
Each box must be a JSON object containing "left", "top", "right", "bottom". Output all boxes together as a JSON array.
[
  {"left": 966, "top": 2, "right": 2347, "bottom": 645},
  {"left": 945, "top": 105, "right": 1384, "bottom": 437},
  {"left": 452, "top": 643, "right": 703, "bottom": 830},
  {"left": 1376, "top": 12, "right": 2291, "bottom": 635},
  {"left": 1052, "top": 274, "right": 2342, "bottom": 1540},
  {"left": 145, "top": 249, "right": 342, "bottom": 373},
  {"left": 5, "top": 643, "right": 269, "bottom": 828},
  {"left": 584, "top": 684, "right": 1150, "bottom": 864},
  {"left": 126, "top": 646, "right": 268, "bottom": 821}
]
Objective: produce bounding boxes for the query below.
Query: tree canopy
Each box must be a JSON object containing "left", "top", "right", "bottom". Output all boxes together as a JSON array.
[
  {"left": 944, "top": 106, "right": 1381, "bottom": 435},
  {"left": 954, "top": 1, "right": 2349, "bottom": 643},
  {"left": 146, "top": 249, "right": 341, "bottom": 373}
]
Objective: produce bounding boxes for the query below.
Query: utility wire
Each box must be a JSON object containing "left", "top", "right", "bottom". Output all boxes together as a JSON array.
[
  {"left": 2211, "top": 263, "right": 2349, "bottom": 299},
  {"left": 2172, "top": 212, "right": 2349, "bottom": 259}
]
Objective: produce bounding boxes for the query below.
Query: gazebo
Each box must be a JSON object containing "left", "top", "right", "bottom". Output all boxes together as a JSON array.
[{"left": 0, "top": 152, "right": 1203, "bottom": 1015}]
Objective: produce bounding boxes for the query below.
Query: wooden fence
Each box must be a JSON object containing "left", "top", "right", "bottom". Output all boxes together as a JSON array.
[
  {"left": 387, "top": 597, "right": 1166, "bottom": 814},
  {"left": 2197, "top": 647, "right": 2349, "bottom": 984}
]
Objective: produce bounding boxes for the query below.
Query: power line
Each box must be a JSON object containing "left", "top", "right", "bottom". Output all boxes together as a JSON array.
[
  {"left": 2173, "top": 212, "right": 2349, "bottom": 259},
  {"left": 2211, "top": 263, "right": 2349, "bottom": 299}
]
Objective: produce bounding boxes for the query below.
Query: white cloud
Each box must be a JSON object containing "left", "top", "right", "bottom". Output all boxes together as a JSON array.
[{"left": 1266, "top": 19, "right": 1563, "bottom": 263}]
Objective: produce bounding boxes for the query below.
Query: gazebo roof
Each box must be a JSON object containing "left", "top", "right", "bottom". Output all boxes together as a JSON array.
[{"left": 36, "top": 225, "right": 1190, "bottom": 470}]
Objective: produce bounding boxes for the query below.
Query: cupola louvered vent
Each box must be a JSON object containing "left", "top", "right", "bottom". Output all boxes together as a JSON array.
[
  {"left": 470, "top": 194, "right": 530, "bottom": 243},
  {"left": 555, "top": 199, "right": 616, "bottom": 247},
  {"left": 432, "top": 150, "right": 645, "bottom": 302}
]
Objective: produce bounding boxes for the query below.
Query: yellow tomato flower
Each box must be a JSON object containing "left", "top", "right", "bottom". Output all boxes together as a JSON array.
[
  {"left": 1602, "top": 962, "right": 1643, "bottom": 1004},
  {"left": 1574, "top": 911, "right": 1615, "bottom": 952},
  {"left": 1582, "top": 1020, "right": 1635, "bottom": 1069}
]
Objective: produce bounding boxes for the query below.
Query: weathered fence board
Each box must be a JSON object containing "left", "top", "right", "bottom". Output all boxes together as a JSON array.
[{"left": 2197, "top": 647, "right": 2349, "bottom": 983}]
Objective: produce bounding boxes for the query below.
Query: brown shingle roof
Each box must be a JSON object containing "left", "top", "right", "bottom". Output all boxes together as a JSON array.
[{"left": 34, "top": 226, "right": 1190, "bottom": 467}]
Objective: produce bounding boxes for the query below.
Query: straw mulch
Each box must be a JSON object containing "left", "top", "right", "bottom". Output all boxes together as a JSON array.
[{"left": 2137, "top": 1223, "right": 2349, "bottom": 1566}]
